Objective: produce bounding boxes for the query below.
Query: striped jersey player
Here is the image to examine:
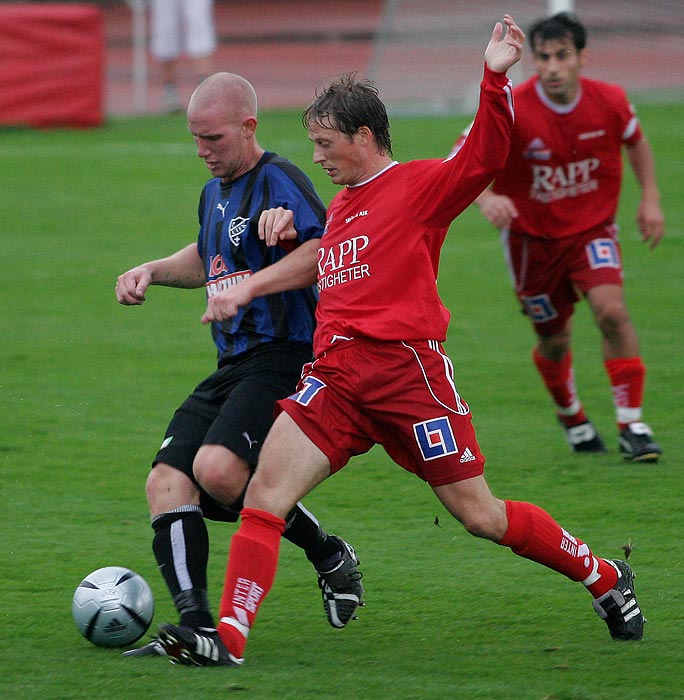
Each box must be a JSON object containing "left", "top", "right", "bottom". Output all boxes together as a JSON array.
[
  {"left": 116, "top": 72, "right": 365, "bottom": 658},
  {"left": 197, "top": 151, "right": 321, "bottom": 360}
]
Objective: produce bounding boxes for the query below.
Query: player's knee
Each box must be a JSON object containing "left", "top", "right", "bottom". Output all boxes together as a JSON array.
[
  {"left": 240, "top": 466, "right": 297, "bottom": 518},
  {"left": 595, "top": 303, "right": 631, "bottom": 339},
  {"left": 145, "top": 463, "right": 198, "bottom": 514},
  {"left": 192, "top": 445, "right": 228, "bottom": 487},
  {"left": 145, "top": 463, "right": 176, "bottom": 500},
  {"left": 456, "top": 501, "right": 507, "bottom": 542},
  {"left": 460, "top": 511, "right": 500, "bottom": 540},
  {"left": 193, "top": 445, "right": 250, "bottom": 504},
  {"left": 536, "top": 330, "right": 571, "bottom": 361}
]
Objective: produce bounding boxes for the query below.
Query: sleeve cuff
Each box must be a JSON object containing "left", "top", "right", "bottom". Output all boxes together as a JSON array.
[{"left": 482, "top": 62, "right": 511, "bottom": 86}]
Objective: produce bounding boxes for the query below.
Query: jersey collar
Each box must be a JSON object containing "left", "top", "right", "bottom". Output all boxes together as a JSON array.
[
  {"left": 534, "top": 78, "right": 583, "bottom": 114},
  {"left": 347, "top": 160, "right": 399, "bottom": 188}
]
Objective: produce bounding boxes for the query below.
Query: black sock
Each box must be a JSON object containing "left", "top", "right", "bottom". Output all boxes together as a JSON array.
[
  {"left": 281, "top": 502, "right": 343, "bottom": 566},
  {"left": 151, "top": 505, "right": 215, "bottom": 629}
]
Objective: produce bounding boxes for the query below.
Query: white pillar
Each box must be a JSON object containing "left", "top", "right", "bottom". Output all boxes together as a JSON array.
[
  {"left": 127, "top": 0, "right": 147, "bottom": 112},
  {"left": 548, "top": 0, "right": 575, "bottom": 14}
]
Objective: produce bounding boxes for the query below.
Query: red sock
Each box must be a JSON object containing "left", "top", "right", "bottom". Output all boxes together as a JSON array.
[
  {"left": 604, "top": 357, "right": 645, "bottom": 429},
  {"left": 500, "top": 501, "right": 618, "bottom": 598},
  {"left": 532, "top": 349, "right": 587, "bottom": 427},
  {"left": 217, "top": 508, "right": 285, "bottom": 660}
]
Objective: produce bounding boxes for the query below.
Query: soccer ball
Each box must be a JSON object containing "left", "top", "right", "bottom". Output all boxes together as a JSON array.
[{"left": 72, "top": 566, "right": 154, "bottom": 647}]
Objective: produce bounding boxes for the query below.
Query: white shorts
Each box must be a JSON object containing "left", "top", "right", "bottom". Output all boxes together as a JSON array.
[{"left": 150, "top": 0, "right": 217, "bottom": 61}]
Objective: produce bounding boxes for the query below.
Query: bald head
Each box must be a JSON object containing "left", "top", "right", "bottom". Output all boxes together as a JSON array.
[
  {"left": 188, "top": 72, "right": 258, "bottom": 123},
  {"left": 187, "top": 72, "right": 264, "bottom": 182}
]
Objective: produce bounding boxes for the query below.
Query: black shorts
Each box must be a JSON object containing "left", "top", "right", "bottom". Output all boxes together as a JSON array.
[{"left": 154, "top": 340, "right": 311, "bottom": 520}]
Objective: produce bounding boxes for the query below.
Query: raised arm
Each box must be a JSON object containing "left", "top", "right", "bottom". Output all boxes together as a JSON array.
[
  {"left": 417, "top": 15, "right": 524, "bottom": 227},
  {"left": 484, "top": 14, "right": 525, "bottom": 74}
]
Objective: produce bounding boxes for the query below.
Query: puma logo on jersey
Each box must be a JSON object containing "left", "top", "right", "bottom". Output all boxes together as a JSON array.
[{"left": 217, "top": 201, "right": 229, "bottom": 217}]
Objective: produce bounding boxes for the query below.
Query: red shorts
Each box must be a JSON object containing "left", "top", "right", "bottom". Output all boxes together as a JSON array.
[
  {"left": 503, "top": 224, "right": 624, "bottom": 336},
  {"left": 275, "top": 338, "right": 485, "bottom": 487}
]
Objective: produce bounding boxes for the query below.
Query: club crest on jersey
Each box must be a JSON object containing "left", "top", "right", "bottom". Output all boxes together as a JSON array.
[
  {"left": 228, "top": 217, "right": 250, "bottom": 246},
  {"left": 414, "top": 417, "right": 458, "bottom": 461}
]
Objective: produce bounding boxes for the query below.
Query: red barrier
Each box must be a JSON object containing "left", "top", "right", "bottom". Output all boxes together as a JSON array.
[{"left": 0, "top": 3, "right": 104, "bottom": 128}]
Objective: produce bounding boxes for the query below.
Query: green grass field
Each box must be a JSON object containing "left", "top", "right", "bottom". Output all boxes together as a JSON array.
[{"left": 1, "top": 100, "right": 682, "bottom": 700}]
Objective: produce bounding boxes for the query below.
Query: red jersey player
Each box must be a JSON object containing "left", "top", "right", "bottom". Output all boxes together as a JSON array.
[
  {"left": 154, "top": 15, "right": 645, "bottom": 668},
  {"left": 464, "top": 12, "right": 665, "bottom": 461}
]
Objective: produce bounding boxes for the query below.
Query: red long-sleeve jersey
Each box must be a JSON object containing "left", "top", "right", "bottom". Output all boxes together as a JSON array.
[
  {"left": 486, "top": 76, "right": 641, "bottom": 238},
  {"left": 314, "top": 66, "right": 514, "bottom": 355}
]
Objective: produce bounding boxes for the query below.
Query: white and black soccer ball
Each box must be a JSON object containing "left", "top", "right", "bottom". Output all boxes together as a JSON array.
[{"left": 72, "top": 566, "right": 154, "bottom": 647}]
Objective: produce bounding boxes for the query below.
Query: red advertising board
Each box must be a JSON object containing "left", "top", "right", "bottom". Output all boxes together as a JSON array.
[{"left": 0, "top": 4, "right": 104, "bottom": 127}]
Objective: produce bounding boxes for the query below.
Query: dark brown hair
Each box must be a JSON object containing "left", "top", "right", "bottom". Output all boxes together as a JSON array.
[{"left": 302, "top": 72, "right": 392, "bottom": 156}]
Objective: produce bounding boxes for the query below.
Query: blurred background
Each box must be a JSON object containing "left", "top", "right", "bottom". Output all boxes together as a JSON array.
[{"left": 1, "top": 0, "right": 683, "bottom": 127}]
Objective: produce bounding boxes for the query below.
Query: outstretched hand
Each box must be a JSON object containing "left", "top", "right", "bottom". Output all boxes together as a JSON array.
[{"left": 484, "top": 14, "right": 525, "bottom": 74}]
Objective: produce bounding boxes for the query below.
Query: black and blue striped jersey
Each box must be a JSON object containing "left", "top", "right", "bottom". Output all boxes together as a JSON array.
[{"left": 197, "top": 151, "right": 324, "bottom": 363}]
